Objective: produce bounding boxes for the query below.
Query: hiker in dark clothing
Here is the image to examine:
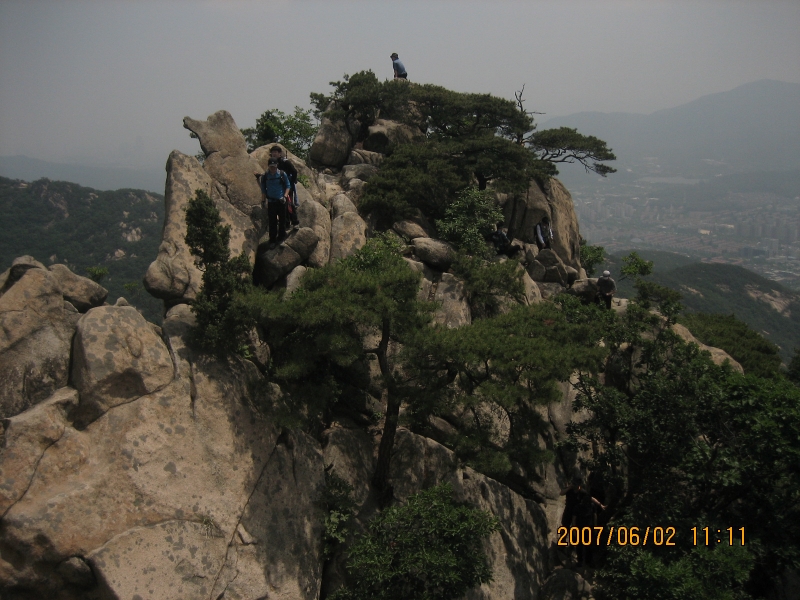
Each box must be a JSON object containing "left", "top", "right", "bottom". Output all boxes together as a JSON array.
[
  {"left": 488, "top": 222, "right": 522, "bottom": 257},
  {"left": 534, "top": 216, "right": 553, "bottom": 250},
  {"left": 596, "top": 270, "right": 617, "bottom": 310},
  {"left": 391, "top": 53, "right": 407, "bottom": 79},
  {"left": 561, "top": 477, "right": 606, "bottom": 566},
  {"left": 270, "top": 145, "right": 300, "bottom": 230},
  {"left": 256, "top": 158, "right": 291, "bottom": 249}
]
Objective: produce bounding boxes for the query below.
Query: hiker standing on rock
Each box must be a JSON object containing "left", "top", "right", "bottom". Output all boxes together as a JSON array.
[
  {"left": 597, "top": 270, "right": 617, "bottom": 310},
  {"left": 391, "top": 53, "right": 407, "bottom": 80},
  {"left": 534, "top": 216, "right": 553, "bottom": 250},
  {"left": 256, "top": 158, "right": 291, "bottom": 249},
  {"left": 270, "top": 145, "right": 300, "bottom": 231}
]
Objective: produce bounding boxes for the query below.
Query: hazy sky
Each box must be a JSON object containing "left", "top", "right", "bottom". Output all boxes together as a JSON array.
[{"left": 1, "top": 0, "right": 798, "bottom": 170}]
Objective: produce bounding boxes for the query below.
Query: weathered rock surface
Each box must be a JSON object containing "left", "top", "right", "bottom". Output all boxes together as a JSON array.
[
  {"left": 144, "top": 151, "right": 211, "bottom": 303},
  {"left": 341, "top": 163, "right": 378, "bottom": 188},
  {"left": 330, "top": 211, "right": 367, "bottom": 262},
  {"left": 144, "top": 151, "right": 257, "bottom": 305},
  {"left": 308, "top": 114, "right": 352, "bottom": 169},
  {"left": 0, "top": 266, "right": 80, "bottom": 419},
  {"left": 347, "top": 148, "right": 384, "bottom": 166},
  {"left": 331, "top": 192, "right": 358, "bottom": 219},
  {"left": 48, "top": 263, "right": 108, "bottom": 312},
  {"left": 0, "top": 256, "right": 48, "bottom": 293},
  {"left": 183, "top": 110, "right": 263, "bottom": 214},
  {"left": 255, "top": 227, "right": 319, "bottom": 288},
  {"left": 504, "top": 178, "right": 582, "bottom": 272},
  {"left": 0, "top": 304, "right": 326, "bottom": 599},
  {"left": 405, "top": 259, "right": 471, "bottom": 328},
  {"left": 71, "top": 305, "right": 174, "bottom": 426},
  {"left": 362, "top": 119, "right": 425, "bottom": 155},
  {"left": 298, "top": 196, "right": 332, "bottom": 268},
  {"left": 393, "top": 219, "right": 428, "bottom": 239},
  {"left": 412, "top": 237, "right": 455, "bottom": 271}
]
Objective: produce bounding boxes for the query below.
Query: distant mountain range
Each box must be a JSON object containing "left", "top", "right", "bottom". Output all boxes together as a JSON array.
[
  {"left": 0, "top": 175, "right": 164, "bottom": 322},
  {"left": 0, "top": 155, "right": 165, "bottom": 194},
  {"left": 606, "top": 250, "right": 800, "bottom": 362},
  {"left": 540, "top": 79, "right": 800, "bottom": 182}
]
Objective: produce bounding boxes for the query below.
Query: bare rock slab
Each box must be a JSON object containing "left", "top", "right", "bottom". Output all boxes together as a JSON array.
[
  {"left": 330, "top": 212, "right": 367, "bottom": 262},
  {"left": 71, "top": 305, "right": 174, "bottom": 425},
  {"left": 412, "top": 238, "right": 455, "bottom": 271},
  {"left": 48, "top": 263, "right": 108, "bottom": 312}
]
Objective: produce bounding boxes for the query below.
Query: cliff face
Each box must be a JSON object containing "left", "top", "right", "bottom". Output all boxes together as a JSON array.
[{"left": 0, "top": 110, "right": 744, "bottom": 599}]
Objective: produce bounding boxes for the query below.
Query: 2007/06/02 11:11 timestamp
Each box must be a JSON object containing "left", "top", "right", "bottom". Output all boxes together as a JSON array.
[{"left": 556, "top": 526, "right": 745, "bottom": 546}]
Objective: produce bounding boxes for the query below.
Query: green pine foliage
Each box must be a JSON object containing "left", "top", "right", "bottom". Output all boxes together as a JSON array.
[
  {"left": 313, "top": 72, "right": 614, "bottom": 227},
  {"left": 678, "top": 313, "right": 783, "bottom": 379},
  {"left": 437, "top": 187, "right": 502, "bottom": 257},
  {"left": 240, "top": 106, "right": 317, "bottom": 158},
  {"left": 0, "top": 176, "right": 164, "bottom": 321},
  {"left": 331, "top": 483, "right": 499, "bottom": 600},
  {"left": 405, "top": 301, "right": 607, "bottom": 486},
  {"left": 562, "top": 275, "right": 800, "bottom": 598},
  {"left": 184, "top": 189, "right": 255, "bottom": 355},
  {"left": 450, "top": 254, "right": 526, "bottom": 320},
  {"left": 579, "top": 238, "right": 606, "bottom": 276}
]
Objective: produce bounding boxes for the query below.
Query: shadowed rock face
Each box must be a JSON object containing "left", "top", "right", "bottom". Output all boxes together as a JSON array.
[{"left": 504, "top": 178, "right": 582, "bottom": 273}]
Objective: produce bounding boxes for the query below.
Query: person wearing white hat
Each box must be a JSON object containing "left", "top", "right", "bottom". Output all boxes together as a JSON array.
[{"left": 597, "top": 270, "right": 617, "bottom": 310}]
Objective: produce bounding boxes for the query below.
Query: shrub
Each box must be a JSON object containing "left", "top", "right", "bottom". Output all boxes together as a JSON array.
[
  {"left": 332, "top": 483, "right": 499, "bottom": 600},
  {"left": 437, "top": 187, "right": 502, "bottom": 257},
  {"left": 184, "top": 189, "right": 255, "bottom": 355}
]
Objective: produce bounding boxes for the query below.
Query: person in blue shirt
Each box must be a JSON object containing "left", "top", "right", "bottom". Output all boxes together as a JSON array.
[
  {"left": 390, "top": 53, "right": 407, "bottom": 80},
  {"left": 256, "top": 158, "right": 291, "bottom": 248}
]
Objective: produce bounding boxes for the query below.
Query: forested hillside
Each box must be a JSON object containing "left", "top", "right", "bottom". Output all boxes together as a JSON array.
[
  {"left": 607, "top": 251, "right": 800, "bottom": 361},
  {"left": 0, "top": 176, "right": 164, "bottom": 321}
]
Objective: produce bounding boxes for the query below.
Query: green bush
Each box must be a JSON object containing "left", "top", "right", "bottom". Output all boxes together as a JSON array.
[
  {"left": 437, "top": 187, "right": 502, "bottom": 257},
  {"left": 241, "top": 106, "right": 317, "bottom": 158},
  {"left": 579, "top": 238, "right": 606, "bottom": 276},
  {"left": 184, "top": 189, "right": 255, "bottom": 355},
  {"left": 332, "top": 483, "right": 499, "bottom": 600}
]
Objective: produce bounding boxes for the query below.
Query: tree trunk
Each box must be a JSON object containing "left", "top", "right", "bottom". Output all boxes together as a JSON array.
[{"left": 371, "top": 317, "right": 397, "bottom": 499}]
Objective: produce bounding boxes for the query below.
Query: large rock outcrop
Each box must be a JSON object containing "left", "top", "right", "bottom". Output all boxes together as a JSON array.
[
  {"left": 0, "top": 262, "right": 82, "bottom": 420},
  {"left": 504, "top": 178, "right": 582, "bottom": 273},
  {"left": 362, "top": 119, "right": 425, "bottom": 155},
  {"left": 308, "top": 114, "right": 353, "bottom": 169},
  {"left": 183, "top": 110, "right": 263, "bottom": 214},
  {"left": 144, "top": 150, "right": 258, "bottom": 305},
  {"left": 0, "top": 304, "right": 326, "bottom": 599}
]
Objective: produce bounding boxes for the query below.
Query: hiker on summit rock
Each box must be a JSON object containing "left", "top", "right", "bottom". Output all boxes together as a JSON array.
[
  {"left": 269, "top": 145, "right": 300, "bottom": 231},
  {"left": 391, "top": 53, "right": 407, "bottom": 80}
]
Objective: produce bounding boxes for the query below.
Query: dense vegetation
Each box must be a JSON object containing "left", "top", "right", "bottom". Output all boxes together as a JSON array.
[
  {"left": 608, "top": 251, "right": 800, "bottom": 363},
  {"left": 240, "top": 106, "right": 317, "bottom": 158},
  {"left": 0, "top": 175, "right": 164, "bottom": 321},
  {"left": 678, "top": 312, "right": 783, "bottom": 378},
  {"left": 183, "top": 79, "right": 800, "bottom": 598},
  {"left": 309, "top": 71, "right": 615, "bottom": 227},
  {"left": 331, "top": 484, "right": 500, "bottom": 600}
]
